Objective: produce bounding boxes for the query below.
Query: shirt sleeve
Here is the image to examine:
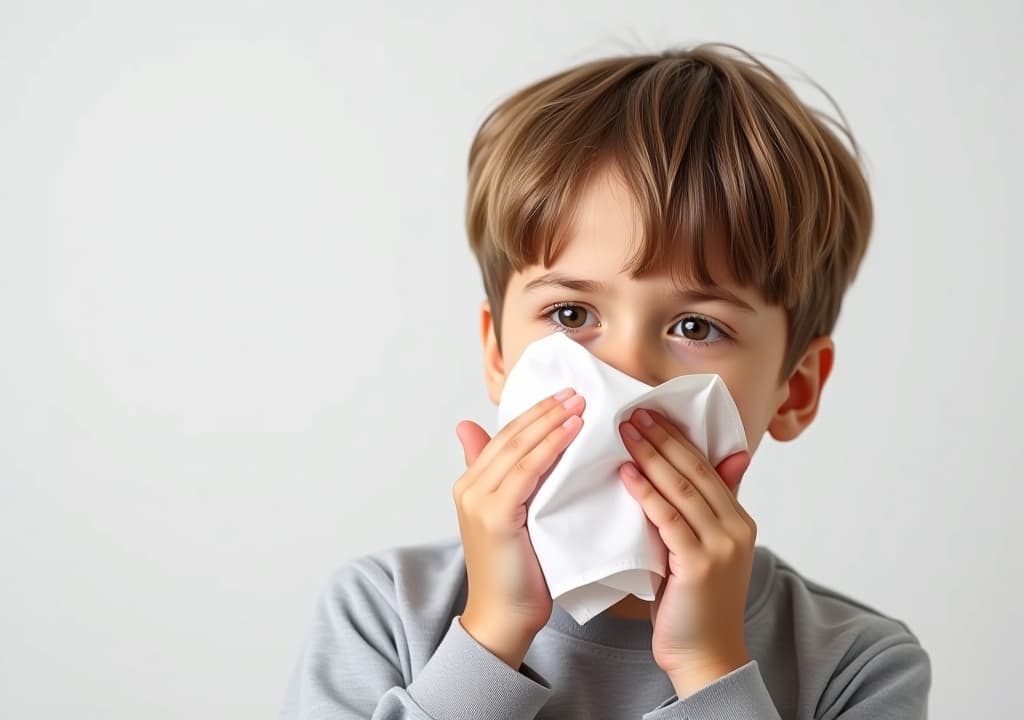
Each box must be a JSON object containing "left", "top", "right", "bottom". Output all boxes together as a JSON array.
[
  {"left": 641, "top": 661, "right": 781, "bottom": 720},
  {"left": 816, "top": 639, "right": 931, "bottom": 719},
  {"left": 406, "top": 616, "right": 554, "bottom": 719},
  {"left": 640, "top": 636, "right": 931, "bottom": 720},
  {"left": 278, "top": 560, "right": 554, "bottom": 720}
]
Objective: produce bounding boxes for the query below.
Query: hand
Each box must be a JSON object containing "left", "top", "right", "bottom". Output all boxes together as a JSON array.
[
  {"left": 453, "top": 387, "right": 586, "bottom": 668},
  {"left": 617, "top": 407, "right": 755, "bottom": 697}
]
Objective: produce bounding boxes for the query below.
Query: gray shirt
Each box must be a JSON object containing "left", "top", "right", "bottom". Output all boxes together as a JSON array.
[{"left": 280, "top": 536, "right": 930, "bottom": 719}]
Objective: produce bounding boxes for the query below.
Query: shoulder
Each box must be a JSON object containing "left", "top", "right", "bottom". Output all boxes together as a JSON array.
[
  {"left": 751, "top": 545, "right": 930, "bottom": 670},
  {"left": 323, "top": 536, "right": 469, "bottom": 637},
  {"left": 331, "top": 535, "right": 466, "bottom": 592},
  {"left": 746, "top": 547, "right": 931, "bottom": 716},
  {"left": 281, "top": 538, "right": 471, "bottom": 714},
  {"left": 753, "top": 545, "right": 922, "bottom": 640}
]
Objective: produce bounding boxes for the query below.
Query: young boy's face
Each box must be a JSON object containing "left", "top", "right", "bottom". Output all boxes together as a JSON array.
[{"left": 479, "top": 162, "right": 833, "bottom": 492}]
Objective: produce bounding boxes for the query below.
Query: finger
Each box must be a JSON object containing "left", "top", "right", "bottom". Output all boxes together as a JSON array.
[
  {"left": 620, "top": 419, "right": 721, "bottom": 541},
  {"left": 644, "top": 410, "right": 756, "bottom": 535},
  {"left": 647, "top": 410, "right": 691, "bottom": 447},
  {"left": 647, "top": 409, "right": 753, "bottom": 525},
  {"left": 713, "top": 451, "right": 758, "bottom": 535},
  {"left": 456, "top": 420, "right": 491, "bottom": 467},
  {"left": 452, "top": 421, "right": 491, "bottom": 499},
  {"left": 715, "top": 451, "right": 751, "bottom": 494},
  {"left": 470, "top": 387, "right": 578, "bottom": 474},
  {"left": 619, "top": 461, "right": 700, "bottom": 552},
  {"left": 494, "top": 410, "right": 584, "bottom": 507},
  {"left": 636, "top": 409, "right": 741, "bottom": 521},
  {"left": 476, "top": 392, "right": 586, "bottom": 495}
]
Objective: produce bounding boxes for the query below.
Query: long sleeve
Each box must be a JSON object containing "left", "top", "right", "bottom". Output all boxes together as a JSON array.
[
  {"left": 640, "top": 635, "right": 930, "bottom": 720},
  {"left": 816, "top": 639, "right": 931, "bottom": 719},
  {"left": 279, "top": 539, "right": 931, "bottom": 719},
  {"left": 642, "top": 661, "right": 781, "bottom": 720},
  {"left": 279, "top": 558, "right": 554, "bottom": 720}
]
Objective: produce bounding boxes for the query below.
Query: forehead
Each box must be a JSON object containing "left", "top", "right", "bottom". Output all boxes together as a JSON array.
[{"left": 547, "top": 162, "right": 738, "bottom": 291}]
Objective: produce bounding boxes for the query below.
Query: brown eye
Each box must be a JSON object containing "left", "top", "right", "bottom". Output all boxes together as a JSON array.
[
  {"left": 540, "top": 303, "right": 598, "bottom": 333},
  {"left": 555, "top": 305, "right": 587, "bottom": 328},
  {"left": 672, "top": 315, "right": 726, "bottom": 344},
  {"left": 681, "top": 317, "right": 710, "bottom": 340}
]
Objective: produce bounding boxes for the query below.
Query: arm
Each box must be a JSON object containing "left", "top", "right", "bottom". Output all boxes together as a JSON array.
[
  {"left": 816, "top": 639, "right": 931, "bottom": 719},
  {"left": 643, "top": 660, "right": 779, "bottom": 720},
  {"left": 283, "top": 388, "right": 589, "bottom": 719},
  {"left": 279, "top": 559, "right": 554, "bottom": 720},
  {"left": 616, "top": 410, "right": 931, "bottom": 719},
  {"left": 640, "top": 637, "right": 930, "bottom": 719}
]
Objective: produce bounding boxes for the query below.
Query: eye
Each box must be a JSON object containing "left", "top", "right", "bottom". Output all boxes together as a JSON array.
[
  {"left": 544, "top": 302, "right": 599, "bottom": 334},
  {"left": 542, "top": 305, "right": 730, "bottom": 346},
  {"left": 671, "top": 315, "right": 729, "bottom": 346}
]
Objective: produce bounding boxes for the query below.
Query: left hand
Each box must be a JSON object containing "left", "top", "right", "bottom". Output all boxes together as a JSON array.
[{"left": 617, "top": 407, "right": 756, "bottom": 695}]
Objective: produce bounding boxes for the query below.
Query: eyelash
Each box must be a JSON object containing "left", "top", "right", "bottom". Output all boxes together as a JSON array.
[{"left": 541, "top": 301, "right": 732, "bottom": 348}]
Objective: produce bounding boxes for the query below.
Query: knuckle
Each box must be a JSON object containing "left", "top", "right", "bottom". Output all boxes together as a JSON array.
[
  {"left": 452, "top": 476, "right": 471, "bottom": 504},
  {"left": 727, "top": 520, "right": 754, "bottom": 545},
  {"left": 511, "top": 457, "right": 532, "bottom": 477},
  {"left": 457, "top": 489, "right": 478, "bottom": 515},
  {"left": 739, "top": 506, "right": 756, "bottom": 529},
  {"left": 637, "top": 444, "right": 658, "bottom": 462},
  {"left": 635, "top": 481, "right": 655, "bottom": 501},
  {"left": 733, "top": 509, "right": 757, "bottom": 540},
  {"left": 666, "top": 427, "right": 688, "bottom": 446},
  {"left": 675, "top": 475, "right": 699, "bottom": 499},
  {"left": 543, "top": 428, "right": 566, "bottom": 448},
  {"left": 662, "top": 508, "right": 683, "bottom": 527},
  {"left": 505, "top": 434, "right": 522, "bottom": 453}
]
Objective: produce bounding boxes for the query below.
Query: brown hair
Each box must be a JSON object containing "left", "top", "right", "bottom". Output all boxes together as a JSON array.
[{"left": 464, "top": 42, "right": 872, "bottom": 381}]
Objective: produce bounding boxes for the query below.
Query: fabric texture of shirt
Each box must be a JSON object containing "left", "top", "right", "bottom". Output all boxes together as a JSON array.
[{"left": 280, "top": 536, "right": 930, "bottom": 719}]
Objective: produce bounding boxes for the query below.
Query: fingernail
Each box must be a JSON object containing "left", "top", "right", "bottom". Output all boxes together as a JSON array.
[
  {"left": 554, "top": 387, "right": 574, "bottom": 401},
  {"left": 621, "top": 422, "right": 642, "bottom": 441},
  {"left": 621, "top": 462, "right": 641, "bottom": 480},
  {"left": 562, "top": 394, "right": 584, "bottom": 411},
  {"left": 634, "top": 409, "right": 654, "bottom": 428}
]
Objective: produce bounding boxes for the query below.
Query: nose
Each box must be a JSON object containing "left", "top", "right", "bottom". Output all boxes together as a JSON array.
[{"left": 587, "top": 330, "right": 669, "bottom": 387}]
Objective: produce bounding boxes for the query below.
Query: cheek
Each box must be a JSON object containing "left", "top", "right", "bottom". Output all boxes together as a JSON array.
[
  {"left": 497, "top": 313, "right": 544, "bottom": 359},
  {"left": 720, "top": 375, "right": 779, "bottom": 451}
]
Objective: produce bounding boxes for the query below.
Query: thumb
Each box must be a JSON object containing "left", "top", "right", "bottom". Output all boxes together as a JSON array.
[
  {"left": 715, "top": 451, "right": 751, "bottom": 493},
  {"left": 455, "top": 420, "right": 491, "bottom": 467}
]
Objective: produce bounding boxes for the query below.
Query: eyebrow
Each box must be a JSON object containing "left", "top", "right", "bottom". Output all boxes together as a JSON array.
[{"left": 522, "top": 272, "right": 757, "bottom": 313}]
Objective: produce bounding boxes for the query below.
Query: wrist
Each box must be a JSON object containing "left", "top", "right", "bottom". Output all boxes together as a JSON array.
[
  {"left": 664, "top": 651, "right": 751, "bottom": 699},
  {"left": 458, "top": 614, "right": 534, "bottom": 670}
]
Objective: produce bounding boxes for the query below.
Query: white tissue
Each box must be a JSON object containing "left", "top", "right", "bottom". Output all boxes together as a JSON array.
[{"left": 495, "top": 331, "right": 748, "bottom": 625}]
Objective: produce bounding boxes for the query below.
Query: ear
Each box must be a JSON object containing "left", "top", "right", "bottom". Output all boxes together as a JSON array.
[
  {"left": 480, "top": 299, "right": 506, "bottom": 405},
  {"left": 768, "top": 336, "right": 835, "bottom": 442}
]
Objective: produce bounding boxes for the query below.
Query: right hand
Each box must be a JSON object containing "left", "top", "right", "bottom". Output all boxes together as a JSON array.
[{"left": 452, "top": 387, "right": 586, "bottom": 667}]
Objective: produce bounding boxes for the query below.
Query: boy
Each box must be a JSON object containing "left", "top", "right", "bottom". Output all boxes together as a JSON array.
[{"left": 280, "top": 43, "right": 931, "bottom": 719}]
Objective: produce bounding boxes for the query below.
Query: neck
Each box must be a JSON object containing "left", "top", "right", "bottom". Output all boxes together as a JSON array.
[{"left": 603, "top": 594, "right": 653, "bottom": 621}]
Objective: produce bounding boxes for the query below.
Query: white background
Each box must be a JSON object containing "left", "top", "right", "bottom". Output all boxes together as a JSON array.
[{"left": 1, "top": 1, "right": 1019, "bottom": 718}]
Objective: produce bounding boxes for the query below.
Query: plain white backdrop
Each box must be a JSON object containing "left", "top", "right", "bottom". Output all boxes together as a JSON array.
[{"left": 1, "top": 1, "right": 1019, "bottom": 717}]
